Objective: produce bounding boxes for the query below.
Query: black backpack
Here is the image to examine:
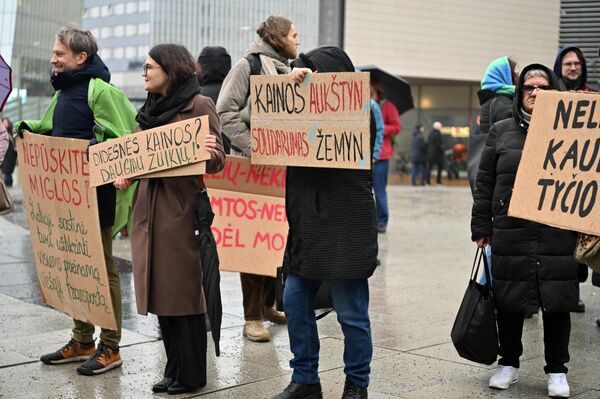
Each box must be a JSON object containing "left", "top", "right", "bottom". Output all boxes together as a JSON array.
[{"left": 245, "top": 53, "right": 262, "bottom": 77}]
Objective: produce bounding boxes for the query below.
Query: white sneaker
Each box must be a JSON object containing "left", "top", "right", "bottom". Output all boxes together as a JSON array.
[
  {"left": 547, "top": 373, "right": 570, "bottom": 398},
  {"left": 489, "top": 365, "right": 519, "bottom": 389}
]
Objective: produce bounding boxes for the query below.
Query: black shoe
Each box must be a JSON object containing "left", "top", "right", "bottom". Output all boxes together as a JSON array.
[
  {"left": 272, "top": 381, "right": 323, "bottom": 399},
  {"left": 596, "top": 318, "right": 600, "bottom": 328},
  {"left": 342, "top": 379, "right": 367, "bottom": 399},
  {"left": 152, "top": 377, "right": 174, "bottom": 393},
  {"left": 167, "top": 381, "right": 198, "bottom": 395},
  {"left": 377, "top": 226, "right": 386, "bottom": 234},
  {"left": 575, "top": 299, "right": 585, "bottom": 313}
]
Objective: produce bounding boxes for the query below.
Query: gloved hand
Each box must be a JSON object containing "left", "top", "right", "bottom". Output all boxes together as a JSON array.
[{"left": 14, "top": 121, "right": 30, "bottom": 139}]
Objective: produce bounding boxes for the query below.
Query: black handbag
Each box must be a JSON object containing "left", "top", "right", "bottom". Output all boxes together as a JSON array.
[
  {"left": 275, "top": 266, "right": 333, "bottom": 320},
  {"left": 450, "top": 247, "right": 498, "bottom": 365}
]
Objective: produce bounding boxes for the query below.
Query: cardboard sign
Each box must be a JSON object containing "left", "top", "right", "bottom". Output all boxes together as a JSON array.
[
  {"left": 88, "top": 116, "right": 210, "bottom": 187},
  {"left": 18, "top": 132, "right": 117, "bottom": 330},
  {"left": 250, "top": 72, "right": 371, "bottom": 169},
  {"left": 509, "top": 90, "right": 600, "bottom": 235},
  {"left": 142, "top": 160, "right": 206, "bottom": 179},
  {"left": 204, "top": 155, "right": 285, "bottom": 198},
  {"left": 205, "top": 156, "right": 287, "bottom": 276}
]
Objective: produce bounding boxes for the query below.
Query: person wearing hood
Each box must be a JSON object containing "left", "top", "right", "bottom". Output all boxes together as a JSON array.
[
  {"left": 468, "top": 56, "right": 518, "bottom": 191},
  {"left": 554, "top": 45, "right": 594, "bottom": 92},
  {"left": 272, "top": 46, "right": 378, "bottom": 399},
  {"left": 197, "top": 46, "right": 231, "bottom": 105},
  {"left": 14, "top": 25, "right": 137, "bottom": 375},
  {"left": 410, "top": 124, "right": 427, "bottom": 185},
  {"left": 471, "top": 64, "right": 578, "bottom": 398},
  {"left": 554, "top": 45, "right": 594, "bottom": 313},
  {"left": 216, "top": 16, "right": 304, "bottom": 343}
]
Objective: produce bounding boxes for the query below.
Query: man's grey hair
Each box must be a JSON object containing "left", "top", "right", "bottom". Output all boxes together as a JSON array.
[
  {"left": 56, "top": 24, "right": 98, "bottom": 56},
  {"left": 523, "top": 69, "right": 549, "bottom": 82}
]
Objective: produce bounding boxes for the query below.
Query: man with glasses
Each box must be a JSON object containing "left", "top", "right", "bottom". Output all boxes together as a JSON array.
[
  {"left": 16, "top": 24, "right": 137, "bottom": 375},
  {"left": 553, "top": 45, "right": 594, "bottom": 92},
  {"left": 553, "top": 46, "right": 596, "bottom": 314}
]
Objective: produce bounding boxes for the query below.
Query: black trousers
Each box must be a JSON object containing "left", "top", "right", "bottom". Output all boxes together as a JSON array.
[
  {"left": 158, "top": 314, "right": 207, "bottom": 388},
  {"left": 427, "top": 161, "right": 443, "bottom": 184},
  {"left": 497, "top": 311, "right": 570, "bottom": 374},
  {"left": 240, "top": 273, "right": 276, "bottom": 321}
]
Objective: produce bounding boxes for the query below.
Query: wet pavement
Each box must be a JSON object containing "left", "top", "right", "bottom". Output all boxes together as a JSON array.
[{"left": 1, "top": 174, "right": 599, "bottom": 398}]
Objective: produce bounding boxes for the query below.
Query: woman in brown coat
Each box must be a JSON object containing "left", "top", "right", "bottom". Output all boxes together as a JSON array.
[{"left": 115, "top": 44, "right": 225, "bottom": 395}]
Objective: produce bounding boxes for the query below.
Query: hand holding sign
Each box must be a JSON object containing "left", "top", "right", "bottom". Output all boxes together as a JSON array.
[
  {"left": 114, "top": 178, "right": 133, "bottom": 190},
  {"left": 88, "top": 116, "right": 211, "bottom": 187}
]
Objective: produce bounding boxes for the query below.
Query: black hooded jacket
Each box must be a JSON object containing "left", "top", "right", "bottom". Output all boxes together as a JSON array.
[
  {"left": 553, "top": 45, "right": 591, "bottom": 91},
  {"left": 471, "top": 63, "right": 579, "bottom": 313},
  {"left": 197, "top": 46, "right": 231, "bottom": 105},
  {"left": 283, "top": 46, "right": 378, "bottom": 280},
  {"left": 51, "top": 54, "right": 111, "bottom": 139},
  {"left": 477, "top": 90, "right": 513, "bottom": 135},
  {"left": 50, "top": 54, "right": 115, "bottom": 227}
]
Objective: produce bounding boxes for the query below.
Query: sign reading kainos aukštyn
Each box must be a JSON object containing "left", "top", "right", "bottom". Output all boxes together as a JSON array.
[
  {"left": 18, "top": 132, "right": 117, "bottom": 330},
  {"left": 88, "top": 116, "right": 211, "bottom": 187},
  {"left": 250, "top": 72, "right": 371, "bottom": 169},
  {"left": 509, "top": 90, "right": 600, "bottom": 235}
]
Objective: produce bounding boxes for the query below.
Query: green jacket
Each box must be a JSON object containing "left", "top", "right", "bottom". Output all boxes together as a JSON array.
[
  {"left": 16, "top": 78, "right": 138, "bottom": 236},
  {"left": 16, "top": 77, "right": 137, "bottom": 141}
]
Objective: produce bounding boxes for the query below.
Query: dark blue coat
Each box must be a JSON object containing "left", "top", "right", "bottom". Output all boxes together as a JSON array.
[
  {"left": 50, "top": 55, "right": 116, "bottom": 227},
  {"left": 410, "top": 129, "right": 426, "bottom": 163}
]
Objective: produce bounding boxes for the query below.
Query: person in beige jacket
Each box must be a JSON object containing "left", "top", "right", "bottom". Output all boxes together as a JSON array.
[{"left": 216, "top": 15, "right": 299, "bottom": 342}]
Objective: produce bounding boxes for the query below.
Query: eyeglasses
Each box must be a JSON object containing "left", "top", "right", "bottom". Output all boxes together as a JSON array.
[
  {"left": 562, "top": 61, "right": 582, "bottom": 69},
  {"left": 523, "top": 85, "right": 552, "bottom": 95},
  {"left": 142, "top": 63, "right": 161, "bottom": 76}
]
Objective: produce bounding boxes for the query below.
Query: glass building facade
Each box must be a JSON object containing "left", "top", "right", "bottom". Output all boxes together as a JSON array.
[
  {"left": 83, "top": 0, "right": 320, "bottom": 98},
  {"left": 1, "top": 0, "right": 84, "bottom": 98}
]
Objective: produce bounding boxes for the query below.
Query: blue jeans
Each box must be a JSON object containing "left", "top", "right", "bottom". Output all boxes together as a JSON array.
[
  {"left": 372, "top": 159, "right": 389, "bottom": 228},
  {"left": 284, "top": 274, "right": 372, "bottom": 388},
  {"left": 4, "top": 173, "right": 12, "bottom": 187},
  {"left": 411, "top": 161, "right": 426, "bottom": 185}
]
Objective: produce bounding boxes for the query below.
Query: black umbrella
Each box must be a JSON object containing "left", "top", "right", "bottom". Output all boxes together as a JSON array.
[
  {"left": 195, "top": 189, "right": 222, "bottom": 356},
  {"left": 357, "top": 65, "right": 414, "bottom": 114}
]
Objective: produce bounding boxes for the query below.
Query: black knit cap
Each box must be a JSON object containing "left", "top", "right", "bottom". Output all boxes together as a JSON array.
[{"left": 291, "top": 45, "right": 355, "bottom": 73}]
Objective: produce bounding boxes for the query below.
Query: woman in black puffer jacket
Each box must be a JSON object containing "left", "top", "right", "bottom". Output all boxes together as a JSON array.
[{"left": 471, "top": 64, "right": 578, "bottom": 397}]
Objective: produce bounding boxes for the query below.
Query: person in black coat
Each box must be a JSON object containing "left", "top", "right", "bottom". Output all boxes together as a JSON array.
[
  {"left": 471, "top": 64, "right": 577, "bottom": 397},
  {"left": 197, "top": 46, "right": 231, "bottom": 105},
  {"left": 410, "top": 124, "right": 427, "bottom": 185},
  {"left": 426, "top": 121, "right": 444, "bottom": 184},
  {"left": 273, "top": 46, "right": 377, "bottom": 399}
]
